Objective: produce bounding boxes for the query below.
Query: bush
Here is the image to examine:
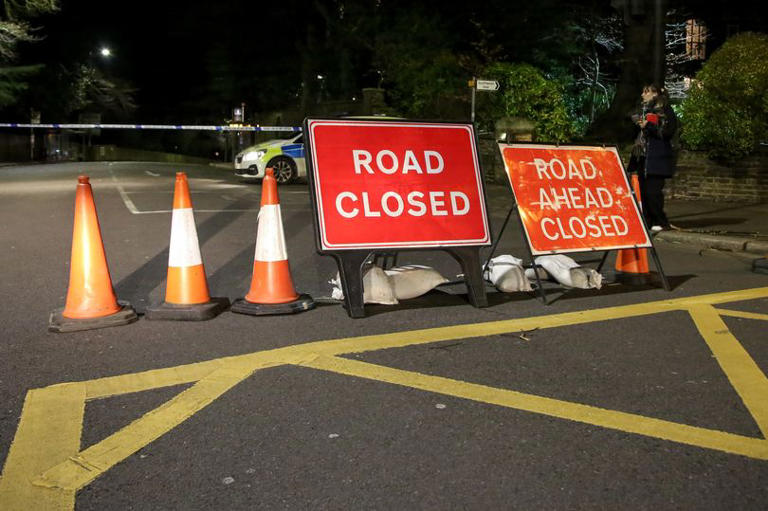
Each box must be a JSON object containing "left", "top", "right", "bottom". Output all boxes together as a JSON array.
[
  {"left": 477, "top": 62, "right": 575, "bottom": 143},
  {"left": 680, "top": 32, "right": 768, "bottom": 159}
]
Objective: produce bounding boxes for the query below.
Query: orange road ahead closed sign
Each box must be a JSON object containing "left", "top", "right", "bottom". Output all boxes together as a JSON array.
[{"left": 499, "top": 143, "right": 651, "bottom": 255}]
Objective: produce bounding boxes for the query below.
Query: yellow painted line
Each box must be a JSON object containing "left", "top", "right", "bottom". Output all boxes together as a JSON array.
[
  {"left": 28, "top": 353, "right": 322, "bottom": 494},
  {"left": 298, "top": 355, "right": 768, "bottom": 460},
  {"left": 65, "top": 287, "right": 768, "bottom": 404},
  {"left": 299, "top": 287, "right": 768, "bottom": 358},
  {"left": 0, "top": 383, "right": 85, "bottom": 510},
  {"left": 2, "top": 286, "right": 768, "bottom": 509},
  {"left": 689, "top": 305, "right": 768, "bottom": 437},
  {"left": 714, "top": 308, "right": 768, "bottom": 322},
  {"left": 35, "top": 358, "right": 285, "bottom": 492},
  {"left": 84, "top": 357, "right": 232, "bottom": 399},
  {"left": 77, "top": 286, "right": 768, "bottom": 406},
  {"left": 83, "top": 350, "right": 323, "bottom": 401}
]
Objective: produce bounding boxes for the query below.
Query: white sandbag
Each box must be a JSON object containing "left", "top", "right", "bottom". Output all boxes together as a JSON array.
[
  {"left": 330, "top": 281, "right": 345, "bottom": 300},
  {"left": 533, "top": 254, "right": 603, "bottom": 289},
  {"left": 567, "top": 267, "right": 591, "bottom": 289},
  {"left": 482, "top": 255, "right": 532, "bottom": 293},
  {"left": 495, "top": 265, "right": 533, "bottom": 293},
  {"left": 586, "top": 268, "right": 603, "bottom": 289},
  {"left": 482, "top": 255, "right": 522, "bottom": 282},
  {"left": 329, "top": 265, "right": 399, "bottom": 304},
  {"left": 363, "top": 266, "right": 399, "bottom": 303},
  {"left": 384, "top": 265, "right": 449, "bottom": 300},
  {"left": 524, "top": 266, "right": 549, "bottom": 281}
]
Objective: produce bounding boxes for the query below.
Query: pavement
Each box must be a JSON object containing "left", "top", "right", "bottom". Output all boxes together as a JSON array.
[
  {"left": 1, "top": 162, "right": 768, "bottom": 510},
  {"left": 655, "top": 199, "right": 768, "bottom": 257},
  {"left": 635, "top": 196, "right": 768, "bottom": 274}
]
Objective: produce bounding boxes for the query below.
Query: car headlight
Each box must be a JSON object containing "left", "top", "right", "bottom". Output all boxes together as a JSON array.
[{"left": 242, "top": 150, "right": 266, "bottom": 161}]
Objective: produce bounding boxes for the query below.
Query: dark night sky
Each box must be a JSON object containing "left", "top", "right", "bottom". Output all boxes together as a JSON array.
[
  {"left": 16, "top": 0, "right": 768, "bottom": 124},
  {"left": 21, "top": 0, "right": 282, "bottom": 120}
]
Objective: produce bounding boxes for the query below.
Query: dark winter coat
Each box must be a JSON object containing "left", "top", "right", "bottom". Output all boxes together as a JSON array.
[{"left": 641, "top": 102, "right": 678, "bottom": 177}]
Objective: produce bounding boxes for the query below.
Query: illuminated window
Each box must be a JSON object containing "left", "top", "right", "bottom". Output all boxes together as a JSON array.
[{"left": 686, "top": 19, "right": 706, "bottom": 60}]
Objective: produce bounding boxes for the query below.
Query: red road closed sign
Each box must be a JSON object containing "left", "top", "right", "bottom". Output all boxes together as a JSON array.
[
  {"left": 499, "top": 143, "right": 651, "bottom": 255},
  {"left": 306, "top": 120, "right": 491, "bottom": 250}
]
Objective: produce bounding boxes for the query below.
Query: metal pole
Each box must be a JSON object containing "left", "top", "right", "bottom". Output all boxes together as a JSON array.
[
  {"left": 471, "top": 77, "right": 476, "bottom": 123},
  {"left": 482, "top": 205, "right": 515, "bottom": 275}
]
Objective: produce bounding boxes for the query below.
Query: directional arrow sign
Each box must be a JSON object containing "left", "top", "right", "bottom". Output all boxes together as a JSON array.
[{"left": 476, "top": 79, "right": 500, "bottom": 91}]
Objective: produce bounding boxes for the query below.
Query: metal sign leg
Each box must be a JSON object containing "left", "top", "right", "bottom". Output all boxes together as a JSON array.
[
  {"left": 446, "top": 247, "right": 489, "bottom": 308},
  {"left": 482, "top": 205, "right": 516, "bottom": 275},
  {"left": 649, "top": 246, "right": 671, "bottom": 291},
  {"left": 596, "top": 251, "right": 611, "bottom": 273},
  {"left": 333, "top": 251, "right": 371, "bottom": 318}
]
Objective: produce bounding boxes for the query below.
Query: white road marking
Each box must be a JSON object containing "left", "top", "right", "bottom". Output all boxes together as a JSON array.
[
  {"left": 126, "top": 209, "right": 257, "bottom": 215},
  {"left": 110, "top": 170, "right": 256, "bottom": 214},
  {"left": 108, "top": 169, "right": 308, "bottom": 214},
  {"left": 110, "top": 171, "right": 140, "bottom": 215},
  {"left": 144, "top": 171, "right": 161, "bottom": 177}
]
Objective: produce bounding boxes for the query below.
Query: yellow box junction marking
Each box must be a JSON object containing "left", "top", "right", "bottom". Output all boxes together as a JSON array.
[{"left": 1, "top": 287, "right": 768, "bottom": 510}]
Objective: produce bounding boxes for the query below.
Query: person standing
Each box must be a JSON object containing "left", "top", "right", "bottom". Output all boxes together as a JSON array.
[{"left": 628, "top": 84, "right": 678, "bottom": 231}]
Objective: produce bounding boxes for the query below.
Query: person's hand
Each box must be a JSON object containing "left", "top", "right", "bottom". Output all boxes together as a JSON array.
[{"left": 638, "top": 119, "right": 648, "bottom": 128}]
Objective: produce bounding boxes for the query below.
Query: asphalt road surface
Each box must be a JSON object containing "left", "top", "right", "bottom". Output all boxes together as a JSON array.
[{"left": 1, "top": 162, "right": 767, "bottom": 510}]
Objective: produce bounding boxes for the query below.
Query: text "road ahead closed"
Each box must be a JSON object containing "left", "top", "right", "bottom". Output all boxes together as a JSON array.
[{"left": 533, "top": 157, "right": 628, "bottom": 241}]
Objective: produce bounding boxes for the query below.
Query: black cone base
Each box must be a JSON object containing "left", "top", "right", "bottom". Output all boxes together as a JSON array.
[
  {"left": 230, "top": 294, "right": 315, "bottom": 316},
  {"left": 145, "top": 296, "right": 230, "bottom": 321},
  {"left": 753, "top": 258, "right": 768, "bottom": 275},
  {"left": 613, "top": 271, "right": 652, "bottom": 286},
  {"left": 49, "top": 301, "right": 138, "bottom": 333}
]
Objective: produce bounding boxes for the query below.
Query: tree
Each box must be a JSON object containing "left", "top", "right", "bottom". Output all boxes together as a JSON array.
[
  {"left": 0, "top": 0, "right": 59, "bottom": 107},
  {"left": 478, "top": 62, "right": 575, "bottom": 143},
  {"left": 372, "top": 4, "right": 467, "bottom": 118},
  {"left": 63, "top": 64, "right": 136, "bottom": 117},
  {"left": 680, "top": 32, "right": 768, "bottom": 159},
  {"left": 453, "top": 1, "right": 626, "bottom": 135},
  {"left": 570, "top": 9, "right": 623, "bottom": 126},
  {"left": 589, "top": 0, "right": 666, "bottom": 141}
]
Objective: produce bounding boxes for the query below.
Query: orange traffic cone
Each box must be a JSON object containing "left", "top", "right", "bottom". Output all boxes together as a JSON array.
[
  {"left": 49, "top": 175, "right": 138, "bottom": 332},
  {"left": 231, "top": 168, "right": 314, "bottom": 315},
  {"left": 615, "top": 173, "right": 651, "bottom": 285},
  {"left": 146, "top": 172, "right": 229, "bottom": 320}
]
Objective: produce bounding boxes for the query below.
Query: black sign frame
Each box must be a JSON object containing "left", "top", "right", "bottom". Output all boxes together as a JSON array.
[
  {"left": 490, "top": 141, "right": 671, "bottom": 300},
  {"left": 304, "top": 117, "right": 492, "bottom": 318}
]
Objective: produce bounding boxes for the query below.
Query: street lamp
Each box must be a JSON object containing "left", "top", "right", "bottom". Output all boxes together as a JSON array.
[{"left": 99, "top": 47, "right": 112, "bottom": 58}]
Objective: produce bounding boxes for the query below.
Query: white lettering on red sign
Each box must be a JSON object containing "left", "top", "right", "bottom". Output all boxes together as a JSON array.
[
  {"left": 352, "top": 149, "right": 444, "bottom": 175},
  {"left": 528, "top": 157, "right": 623, "bottom": 240},
  {"left": 333, "top": 189, "right": 470, "bottom": 219},
  {"left": 308, "top": 121, "right": 490, "bottom": 250},
  {"left": 343, "top": 149, "right": 456, "bottom": 218},
  {"left": 500, "top": 144, "right": 651, "bottom": 254}
]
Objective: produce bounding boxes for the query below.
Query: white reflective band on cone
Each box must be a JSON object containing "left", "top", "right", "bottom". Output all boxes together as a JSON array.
[
  {"left": 255, "top": 204, "right": 288, "bottom": 262},
  {"left": 168, "top": 208, "right": 203, "bottom": 267}
]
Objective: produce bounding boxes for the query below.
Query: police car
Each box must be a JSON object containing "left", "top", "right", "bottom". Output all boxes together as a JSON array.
[{"left": 234, "top": 133, "right": 306, "bottom": 184}]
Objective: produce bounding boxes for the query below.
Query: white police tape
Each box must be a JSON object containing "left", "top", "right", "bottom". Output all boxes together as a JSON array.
[{"left": 0, "top": 123, "right": 300, "bottom": 132}]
